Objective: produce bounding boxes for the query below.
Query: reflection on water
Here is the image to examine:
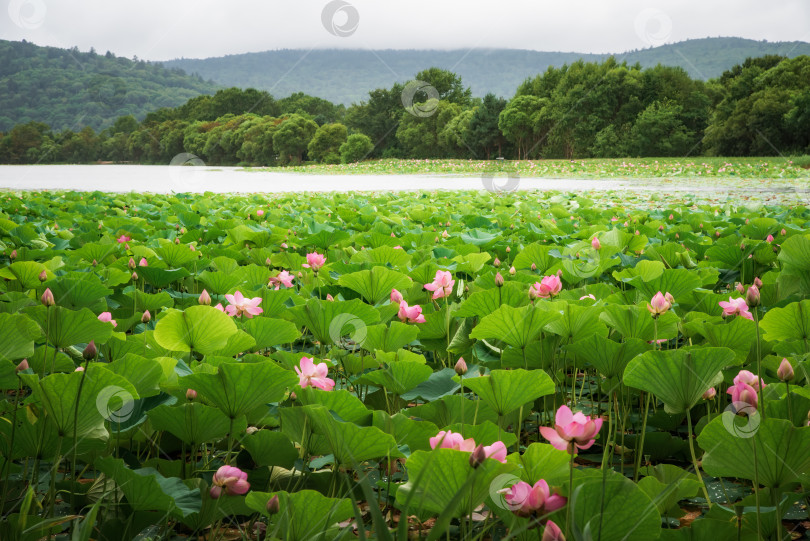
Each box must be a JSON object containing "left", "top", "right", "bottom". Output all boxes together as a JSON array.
[{"left": 0, "top": 165, "right": 807, "bottom": 203}]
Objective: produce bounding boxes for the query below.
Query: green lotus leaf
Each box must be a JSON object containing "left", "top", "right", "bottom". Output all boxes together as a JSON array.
[
  {"left": 470, "top": 304, "right": 561, "bottom": 349},
  {"left": 153, "top": 305, "right": 238, "bottom": 355},
  {"left": 24, "top": 305, "right": 114, "bottom": 348},
  {"left": 244, "top": 317, "right": 301, "bottom": 350},
  {"left": 624, "top": 347, "right": 738, "bottom": 413},
  {"left": 361, "top": 321, "right": 418, "bottom": 352},
  {"left": 600, "top": 304, "right": 679, "bottom": 341},
  {"left": 137, "top": 266, "right": 191, "bottom": 289},
  {"left": 95, "top": 456, "right": 201, "bottom": 517},
  {"left": 0, "top": 260, "right": 48, "bottom": 289},
  {"left": 98, "top": 353, "right": 162, "bottom": 398},
  {"left": 759, "top": 299, "right": 810, "bottom": 343},
  {"left": 355, "top": 360, "right": 433, "bottom": 395},
  {"left": 288, "top": 298, "right": 380, "bottom": 346},
  {"left": 245, "top": 490, "right": 353, "bottom": 541},
  {"left": 453, "top": 283, "right": 528, "bottom": 318},
  {"left": 350, "top": 245, "right": 412, "bottom": 267},
  {"left": 396, "top": 448, "right": 515, "bottom": 518},
  {"left": 180, "top": 360, "right": 297, "bottom": 419},
  {"left": 513, "top": 442, "right": 572, "bottom": 485},
  {"left": 460, "top": 368, "right": 555, "bottom": 416},
  {"left": 698, "top": 417, "right": 810, "bottom": 488},
  {"left": 147, "top": 403, "right": 245, "bottom": 445},
  {"left": 43, "top": 273, "right": 112, "bottom": 310},
  {"left": 154, "top": 242, "right": 198, "bottom": 267},
  {"left": 242, "top": 430, "right": 298, "bottom": 468},
  {"left": 564, "top": 334, "right": 650, "bottom": 380},
  {"left": 296, "top": 386, "right": 371, "bottom": 425},
  {"left": 198, "top": 270, "right": 242, "bottom": 295},
  {"left": 20, "top": 365, "right": 140, "bottom": 436},
  {"left": 0, "top": 312, "right": 41, "bottom": 363},
  {"left": 513, "top": 243, "right": 556, "bottom": 272},
  {"left": 536, "top": 300, "right": 608, "bottom": 341},
  {"left": 372, "top": 410, "right": 439, "bottom": 452},
  {"left": 338, "top": 266, "right": 413, "bottom": 305},
  {"left": 303, "top": 404, "right": 399, "bottom": 465}
]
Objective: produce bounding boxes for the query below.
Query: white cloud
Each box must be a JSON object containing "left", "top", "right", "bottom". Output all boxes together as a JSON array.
[{"left": 2, "top": 0, "right": 808, "bottom": 60}]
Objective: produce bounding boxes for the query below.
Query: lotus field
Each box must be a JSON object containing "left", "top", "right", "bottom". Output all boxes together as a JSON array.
[{"left": 3, "top": 189, "right": 810, "bottom": 541}]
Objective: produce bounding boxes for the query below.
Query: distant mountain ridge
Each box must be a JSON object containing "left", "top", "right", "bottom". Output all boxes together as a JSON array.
[
  {"left": 161, "top": 37, "right": 810, "bottom": 105},
  {"left": 0, "top": 39, "right": 219, "bottom": 132}
]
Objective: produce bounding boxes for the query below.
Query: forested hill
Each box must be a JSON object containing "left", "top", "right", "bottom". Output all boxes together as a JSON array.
[
  {"left": 162, "top": 37, "right": 810, "bottom": 105},
  {"left": 0, "top": 39, "right": 219, "bottom": 132}
]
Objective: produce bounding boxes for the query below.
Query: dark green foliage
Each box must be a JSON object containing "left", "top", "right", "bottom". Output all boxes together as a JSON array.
[
  {"left": 0, "top": 39, "right": 218, "bottom": 132},
  {"left": 340, "top": 134, "right": 374, "bottom": 163}
]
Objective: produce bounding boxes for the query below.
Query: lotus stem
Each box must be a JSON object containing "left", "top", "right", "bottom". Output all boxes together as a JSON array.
[
  {"left": 685, "top": 408, "right": 711, "bottom": 507},
  {"left": 566, "top": 447, "right": 575, "bottom": 539},
  {"left": 751, "top": 437, "right": 763, "bottom": 540},
  {"left": 753, "top": 308, "right": 766, "bottom": 419}
]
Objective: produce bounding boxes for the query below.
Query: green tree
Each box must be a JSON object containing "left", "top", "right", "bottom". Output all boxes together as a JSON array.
[
  {"left": 413, "top": 68, "right": 472, "bottom": 106},
  {"left": 339, "top": 133, "right": 374, "bottom": 163},
  {"left": 465, "top": 93, "right": 508, "bottom": 159},
  {"left": 307, "top": 123, "right": 348, "bottom": 163},
  {"left": 627, "top": 101, "right": 692, "bottom": 156},
  {"left": 272, "top": 114, "right": 318, "bottom": 164}
]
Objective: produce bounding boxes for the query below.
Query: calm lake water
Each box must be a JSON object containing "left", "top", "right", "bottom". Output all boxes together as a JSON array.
[{"left": 0, "top": 165, "right": 806, "bottom": 198}]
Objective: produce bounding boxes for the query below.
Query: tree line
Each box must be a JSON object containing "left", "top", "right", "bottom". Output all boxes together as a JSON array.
[{"left": 1, "top": 55, "right": 808, "bottom": 165}]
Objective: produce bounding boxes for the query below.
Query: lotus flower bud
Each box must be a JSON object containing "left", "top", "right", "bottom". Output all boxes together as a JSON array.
[
  {"left": 753, "top": 277, "right": 762, "bottom": 288},
  {"left": 454, "top": 357, "right": 468, "bottom": 376},
  {"left": 781, "top": 228, "right": 787, "bottom": 236},
  {"left": 441, "top": 230, "right": 449, "bottom": 239},
  {"left": 141, "top": 310, "right": 151, "bottom": 323},
  {"left": 128, "top": 257, "right": 136, "bottom": 269},
  {"left": 591, "top": 237, "right": 601, "bottom": 250},
  {"left": 245, "top": 426, "right": 259, "bottom": 435},
  {"left": 326, "top": 294, "right": 335, "bottom": 301},
  {"left": 702, "top": 387, "right": 716, "bottom": 400},
  {"left": 38, "top": 269, "right": 47, "bottom": 282},
  {"left": 506, "top": 246, "right": 511, "bottom": 253},
  {"left": 493, "top": 257, "right": 501, "bottom": 267},
  {"left": 131, "top": 272, "right": 138, "bottom": 281},
  {"left": 75, "top": 366, "right": 84, "bottom": 372},
  {"left": 16, "top": 359, "right": 29, "bottom": 372},
  {"left": 669, "top": 214, "right": 674, "bottom": 220},
  {"left": 266, "top": 494, "right": 280, "bottom": 515},
  {"left": 542, "top": 520, "right": 565, "bottom": 541},
  {"left": 83, "top": 340, "right": 97, "bottom": 360},
  {"left": 531, "top": 263, "right": 537, "bottom": 271},
  {"left": 469, "top": 444, "right": 487, "bottom": 469},
  {"left": 41, "top": 287, "right": 55, "bottom": 307},
  {"left": 139, "top": 258, "right": 148, "bottom": 267},
  {"left": 199, "top": 289, "right": 212, "bottom": 305},
  {"left": 745, "top": 285, "right": 760, "bottom": 308},
  {"left": 716, "top": 231, "right": 721, "bottom": 237},
  {"left": 495, "top": 272, "right": 504, "bottom": 287},
  {"left": 186, "top": 389, "right": 197, "bottom": 401},
  {"left": 777, "top": 358, "right": 794, "bottom": 382},
  {"left": 10, "top": 249, "right": 17, "bottom": 260},
  {"left": 509, "top": 266, "right": 516, "bottom": 276},
  {"left": 735, "top": 282, "right": 745, "bottom": 294}
]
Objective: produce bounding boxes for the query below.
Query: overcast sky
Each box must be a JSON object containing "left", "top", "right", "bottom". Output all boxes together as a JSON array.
[{"left": 3, "top": 0, "right": 808, "bottom": 61}]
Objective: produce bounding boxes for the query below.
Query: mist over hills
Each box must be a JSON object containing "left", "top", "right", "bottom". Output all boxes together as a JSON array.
[{"left": 162, "top": 37, "right": 810, "bottom": 105}]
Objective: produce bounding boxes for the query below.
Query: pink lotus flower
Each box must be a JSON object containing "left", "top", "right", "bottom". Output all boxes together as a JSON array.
[
  {"left": 117, "top": 235, "right": 131, "bottom": 243},
  {"left": 777, "top": 358, "right": 794, "bottom": 382},
  {"left": 398, "top": 301, "right": 426, "bottom": 323},
  {"left": 542, "top": 520, "right": 565, "bottom": 541},
  {"left": 98, "top": 312, "right": 117, "bottom": 328},
  {"left": 766, "top": 234, "right": 774, "bottom": 243},
  {"left": 16, "top": 359, "right": 29, "bottom": 372},
  {"left": 214, "top": 303, "right": 226, "bottom": 313},
  {"left": 302, "top": 252, "right": 326, "bottom": 271},
  {"left": 256, "top": 209, "right": 264, "bottom": 217},
  {"left": 482, "top": 441, "right": 508, "bottom": 463},
  {"left": 579, "top": 294, "right": 596, "bottom": 301},
  {"left": 539, "top": 405, "right": 603, "bottom": 453},
  {"left": 199, "top": 289, "right": 212, "bottom": 305},
  {"left": 727, "top": 380, "right": 758, "bottom": 411},
  {"left": 390, "top": 288, "right": 404, "bottom": 304},
  {"left": 295, "top": 357, "right": 335, "bottom": 391},
  {"left": 75, "top": 366, "right": 84, "bottom": 372},
  {"left": 591, "top": 237, "right": 601, "bottom": 249},
  {"left": 719, "top": 297, "right": 753, "bottom": 320},
  {"left": 424, "top": 270, "right": 455, "bottom": 299},
  {"left": 224, "top": 291, "right": 263, "bottom": 318},
  {"left": 734, "top": 370, "right": 766, "bottom": 392},
  {"left": 210, "top": 465, "right": 250, "bottom": 499},
  {"left": 501, "top": 479, "right": 567, "bottom": 518},
  {"left": 647, "top": 291, "right": 673, "bottom": 317},
  {"left": 138, "top": 258, "right": 148, "bottom": 267},
  {"left": 530, "top": 274, "right": 562, "bottom": 299},
  {"left": 269, "top": 270, "right": 294, "bottom": 290},
  {"left": 429, "top": 430, "right": 475, "bottom": 452}
]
